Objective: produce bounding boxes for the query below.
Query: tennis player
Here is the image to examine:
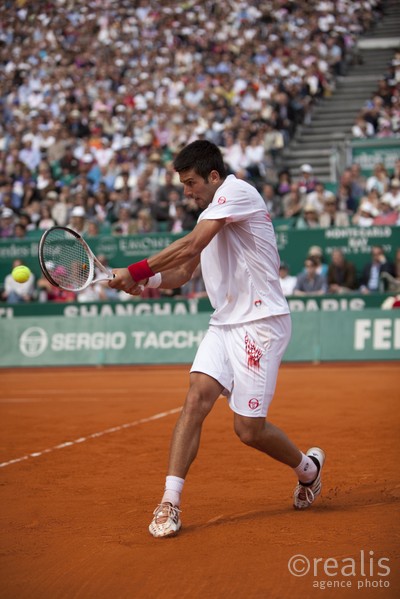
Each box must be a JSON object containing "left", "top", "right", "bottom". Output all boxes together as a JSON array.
[{"left": 109, "top": 140, "right": 325, "bottom": 537}]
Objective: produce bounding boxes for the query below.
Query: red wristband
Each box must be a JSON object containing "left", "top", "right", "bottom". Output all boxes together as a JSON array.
[{"left": 128, "top": 259, "right": 155, "bottom": 282}]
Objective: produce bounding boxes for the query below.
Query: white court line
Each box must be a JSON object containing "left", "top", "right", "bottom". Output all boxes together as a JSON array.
[{"left": 0, "top": 407, "right": 182, "bottom": 469}]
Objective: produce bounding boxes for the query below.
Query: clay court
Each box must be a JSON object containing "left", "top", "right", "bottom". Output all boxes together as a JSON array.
[{"left": 0, "top": 362, "right": 399, "bottom": 599}]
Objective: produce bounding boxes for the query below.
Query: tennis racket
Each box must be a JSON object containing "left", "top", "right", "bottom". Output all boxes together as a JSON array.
[{"left": 38, "top": 226, "right": 114, "bottom": 291}]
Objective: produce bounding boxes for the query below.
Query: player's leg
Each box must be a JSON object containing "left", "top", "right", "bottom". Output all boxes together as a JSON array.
[
  {"left": 149, "top": 373, "right": 222, "bottom": 538},
  {"left": 228, "top": 315, "right": 325, "bottom": 509},
  {"left": 167, "top": 372, "right": 224, "bottom": 480},
  {"left": 233, "top": 414, "right": 302, "bottom": 467},
  {"left": 149, "top": 327, "right": 230, "bottom": 538},
  {"left": 233, "top": 415, "right": 325, "bottom": 509}
]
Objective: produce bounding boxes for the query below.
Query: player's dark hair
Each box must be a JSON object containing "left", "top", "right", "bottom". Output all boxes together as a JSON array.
[{"left": 173, "top": 140, "right": 226, "bottom": 181}]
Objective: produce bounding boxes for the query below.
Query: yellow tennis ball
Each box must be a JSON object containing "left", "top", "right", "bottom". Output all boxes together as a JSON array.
[{"left": 12, "top": 265, "right": 31, "bottom": 283}]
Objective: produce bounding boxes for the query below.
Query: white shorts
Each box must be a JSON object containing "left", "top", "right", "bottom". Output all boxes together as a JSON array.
[{"left": 190, "top": 314, "right": 291, "bottom": 418}]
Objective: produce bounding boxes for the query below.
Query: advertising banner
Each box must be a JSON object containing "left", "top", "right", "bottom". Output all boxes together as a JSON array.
[
  {"left": 1, "top": 310, "right": 398, "bottom": 368},
  {"left": 350, "top": 138, "right": 400, "bottom": 177}
]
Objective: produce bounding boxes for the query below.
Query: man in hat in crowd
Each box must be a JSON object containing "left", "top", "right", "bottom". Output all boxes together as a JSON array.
[
  {"left": 0, "top": 208, "right": 16, "bottom": 238},
  {"left": 67, "top": 206, "right": 88, "bottom": 234},
  {"left": 298, "top": 164, "right": 317, "bottom": 195}
]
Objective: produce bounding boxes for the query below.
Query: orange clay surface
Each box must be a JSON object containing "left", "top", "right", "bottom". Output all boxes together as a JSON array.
[{"left": 0, "top": 363, "right": 399, "bottom": 599}]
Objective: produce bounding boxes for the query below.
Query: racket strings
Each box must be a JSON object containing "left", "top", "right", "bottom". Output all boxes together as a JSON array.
[{"left": 42, "top": 230, "right": 92, "bottom": 290}]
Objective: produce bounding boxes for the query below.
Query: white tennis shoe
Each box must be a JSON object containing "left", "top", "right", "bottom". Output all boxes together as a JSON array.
[
  {"left": 293, "top": 447, "right": 325, "bottom": 509},
  {"left": 149, "top": 503, "right": 182, "bottom": 538}
]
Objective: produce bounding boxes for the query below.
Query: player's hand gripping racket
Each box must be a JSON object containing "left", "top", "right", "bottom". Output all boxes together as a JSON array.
[{"left": 38, "top": 226, "right": 114, "bottom": 291}]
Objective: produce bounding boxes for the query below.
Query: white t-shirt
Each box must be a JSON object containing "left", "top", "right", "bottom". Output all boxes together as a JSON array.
[
  {"left": 198, "top": 175, "right": 290, "bottom": 325},
  {"left": 279, "top": 275, "right": 297, "bottom": 296}
]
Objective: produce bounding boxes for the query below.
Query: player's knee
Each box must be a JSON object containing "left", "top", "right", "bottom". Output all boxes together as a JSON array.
[
  {"left": 183, "top": 387, "right": 213, "bottom": 422},
  {"left": 234, "top": 420, "right": 260, "bottom": 447}
]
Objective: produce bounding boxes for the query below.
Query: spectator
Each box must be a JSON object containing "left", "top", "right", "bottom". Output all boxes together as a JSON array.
[
  {"left": 111, "top": 204, "right": 138, "bottom": 236},
  {"left": 359, "top": 245, "right": 395, "bottom": 293},
  {"left": 294, "top": 256, "right": 327, "bottom": 296},
  {"left": 86, "top": 220, "right": 100, "bottom": 237},
  {"left": 155, "top": 171, "right": 183, "bottom": 206},
  {"left": 379, "top": 247, "right": 400, "bottom": 294},
  {"left": 0, "top": 208, "right": 16, "bottom": 238},
  {"left": 282, "top": 183, "right": 305, "bottom": 219},
  {"left": 319, "top": 196, "right": 350, "bottom": 227},
  {"left": 352, "top": 114, "right": 375, "bottom": 138},
  {"left": 261, "top": 183, "right": 283, "bottom": 219},
  {"left": 307, "top": 246, "right": 328, "bottom": 277},
  {"left": 136, "top": 208, "right": 157, "bottom": 234},
  {"left": 392, "top": 158, "right": 400, "bottom": 182},
  {"left": 373, "top": 195, "right": 398, "bottom": 225},
  {"left": 37, "top": 264, "right": 76, "bottom": 303},
  {"left": 1, "top": 259, "right": 36, "bottom": 303},
  {"left": 67, "top": 206, "right": 88, "bottom": 235},
  {"left": 245, "top": 133, "right": 266, "bottom": 182},
  {"left": 262, "top": 120, "right": 285, "bottom": 166},
  {"left": 38, "top": 204, "right": 56, "bottom": 230},
  {"left": 51, "top": 189, "right": 70, "bottom": 226},
  {"left": 307, "top": 181, "right": 336, "bottom": 214},
  {"left": 297, "top": 164, "right": 318, "bottom": 195},
  {"left": 382, "top": 178, "right": 400, "bottom": 209},
  {"left": 295, "top": 204, "right": 320, "bottom": 229},
  {"left": 278, "top": 263, "right": 297, "bottom": 297},
  {"left": 18, "top": 212, "right": 35, "bottom": 233},
  {"left": 336, "top": 173, "right": 359, "bottom": 214},
  {"left": 352, "top": 200, "right": 379, "bottom": 227},
  {"left": 365, "top": 163, "right": 390, "bottom": 195},
  {"left": 276, "top": 170, "right": 292, "bottom": 197},
  {"left": 349, "top": 163, "right": 367, "bottom": 202},
  {"left": 327, "top": 249, "right": 357, "bottom": 293},
  {"left": 395, "top": 247, "right": 400, "bottom": 281},
  {"left": 14, "top": 222, "right": 28, "bottom": 239}
]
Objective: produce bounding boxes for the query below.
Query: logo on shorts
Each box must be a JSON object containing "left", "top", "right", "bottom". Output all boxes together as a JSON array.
[
  {"left": 217, "top": 196, "right": 227, "bottom": 204},
  {"left": 254, "top": 299, "right": 262, "bottom": 307},
  {"left": 245, "top": 332, "right": 264, "bottom": 369},
  {"left": 248, "top": 398, "right": 259, "bottom": 410}
]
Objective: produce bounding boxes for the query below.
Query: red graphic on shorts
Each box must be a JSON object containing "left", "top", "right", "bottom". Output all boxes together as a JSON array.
[
  {"left": 248, "top": 398, "right": 259, "bottom": 410},
  {"left": 217, "top": 196, "right": 227, "bottom": 204},
  {"left": 245, "top": 332, "right": 263, "bottom": 369}
]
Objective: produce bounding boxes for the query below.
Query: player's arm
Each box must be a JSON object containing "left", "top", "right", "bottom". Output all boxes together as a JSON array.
[
  {"left": 109, "top": 218, "right": 224, "bottom": 294},
  {"left": 157, "top": 256, "right": 200, "bottom": 289}
]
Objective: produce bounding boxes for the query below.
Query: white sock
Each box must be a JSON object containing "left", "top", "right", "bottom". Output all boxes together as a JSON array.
[
  {"left": 294, "top": 452, "right": 318, "bottom": 484},
  {"left": 161, "top": 475, "right": 185, "bottom": 507}
]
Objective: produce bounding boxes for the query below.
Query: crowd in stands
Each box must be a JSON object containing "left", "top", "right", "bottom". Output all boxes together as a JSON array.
[
  {"left": 3, "top": 242, "right": 399, "bottom": 304},
  {"left": 0, "top": 0, "right": 398, "bottom": 303},
  {"left": 278, "top": 244, "right": 400, "bottom": 298},
  {"left": 0, "top": 0, "right": 394, "bottom": 239},
  {"left": 352, "top": 49, "right": 400, "bottom": 139}
]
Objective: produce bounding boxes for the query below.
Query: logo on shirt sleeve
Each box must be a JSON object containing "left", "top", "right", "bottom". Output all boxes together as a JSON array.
[{"left": 217, "top": 196, "right": 227, "bottom": 204}]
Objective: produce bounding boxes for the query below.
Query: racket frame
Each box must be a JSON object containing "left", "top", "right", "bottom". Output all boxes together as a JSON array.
[{"left": 38, "top": 226, "right": 114, "bottom": 291}]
